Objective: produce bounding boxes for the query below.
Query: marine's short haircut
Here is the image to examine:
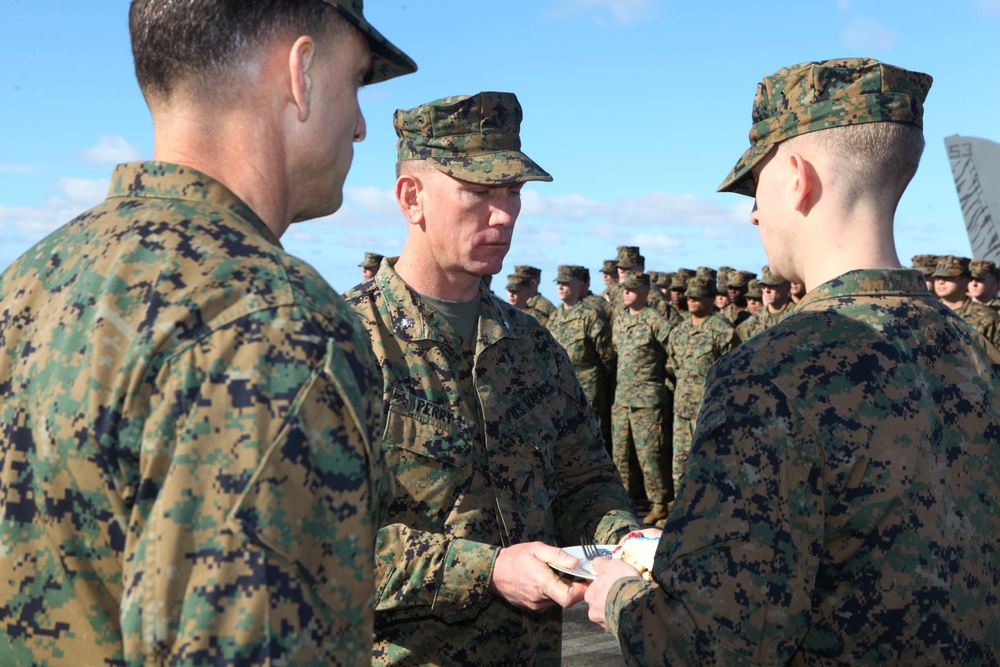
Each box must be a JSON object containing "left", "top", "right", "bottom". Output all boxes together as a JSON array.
[
  {"left": 129, "top": 0, "right": 348, "bottom": 100},
  {"left": 783, "top": 121, "right": 925, "bottom": 205}
]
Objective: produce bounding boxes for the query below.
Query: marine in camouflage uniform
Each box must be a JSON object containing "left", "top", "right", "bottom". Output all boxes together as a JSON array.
[
  {"left": 736, "top": 265, "right": 796, "bottom": 341},
  {"left": 0, "top": 4, "right": 415, "bottom": 665},
  {"left": 665, "top": 277, "right": 738, "bottom": 495},
  {"left": 514, "top": 265, "right": 557, "bottom": 325},
  {"left": 719, "top": 269, "right": 756, "bottom": 328},
  {"left": 349, "top": 91, "right": 640, "bottom": 667},
  {"left": 666, "top": 273, "right": 691, "bottom": 325},
  {"left": 969, "top": 258, "right": 1000, "bottom": 311},
  {"left": 932, "top": 255, "right": 1000, "bottom": 348},
  {"left": 595, "top": 58, "right": 1000, "bottom": 665},
  {"left": 360, "top": 250, "right": 385, "bottom": 280},
  {"left": 548, "top": 265, "right": 616, "bottom": 450},
  {"left": 611, "top": 272, "right": 675, "bottom": 524},
  {"left": 910, "top": 253, "right": 939, "bottom": 292}
]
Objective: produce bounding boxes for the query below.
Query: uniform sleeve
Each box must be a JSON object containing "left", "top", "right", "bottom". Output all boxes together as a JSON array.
[
  {"left": 605, "top": 370, "right": 824, "bottom": 665},
  {"left": 121, "top": 308, "right": 387, "bottom": 667},
  {"left": 373, "top": 527, "right": 500, "bottom": 622},
  {"left": 590, "top": 310, "right": 617, "bottom": 380}
]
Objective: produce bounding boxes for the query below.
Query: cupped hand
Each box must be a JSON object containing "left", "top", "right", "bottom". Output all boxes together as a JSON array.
[{"left": 490, "top": 542, "right": 589, "bottom": 611}]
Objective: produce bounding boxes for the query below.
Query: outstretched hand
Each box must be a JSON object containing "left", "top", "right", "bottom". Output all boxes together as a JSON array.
[
  {"left": 490, "top": 542, "right": 589, "bottom": 611},
  {"left": 585, "top": 556, "right": 641, "bottom": 631}
]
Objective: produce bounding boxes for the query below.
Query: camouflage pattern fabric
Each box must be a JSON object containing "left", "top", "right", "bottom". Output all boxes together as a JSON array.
[
  {"left": 582, "top": 290, "right": 612, "bottom": 320},
  {"left": 666, "top": 314, "right": 738, "bottom": 490},
  {"left": 719, "top": 302, "right": 752, "bottom": 329},
  {"left": 343, "top": 260, "right": 639, "bottom": 666},
  {"left": 394, "top": 92, "right": 552, "bottom": 185},
  {"left": 0, "top": 162, "right": 390, "bottom": 666},
  {"left": 525, "top": 292, "right": 556, "bottom": 327},
  {"left": 718, "top": 58, "right": 932, "bottom": 196},
  {"left": 736, "top": 301, "right": 796, "bottom": 342},
  {"left": 605, "top": 269, "right": 1000, "bottom": 664},
  {"left": 548, "top": 300, "right": 616, "bottom": 450},
  {"left": 612, "top": 308, "right": 674, "bottom": 508},
  {"left": 954, "top": 299, "right": 1000, "bottom": 348}
]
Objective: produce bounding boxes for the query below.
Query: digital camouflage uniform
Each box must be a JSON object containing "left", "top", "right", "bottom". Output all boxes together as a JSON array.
[
  {"left": 606, "top": 269, "right": 1000, "bottom": 664},
  {"left": 344, "top": 260, "right": 639, "bottom": 666},
  {"left": 0, "top": 162, "right": 390, "bottom": 666},
  {"left": 933, "top": 255, "right": 1000, "bottom": 348},
  {"left": 548, "top": 296, "right": 616, "bottom": 450},
  {"left": 953, "top": 298, "right": 1000, "bottom": 347},
  {"left": 525, "top": 292, "right": 556, "bottom": 326},
  {"left": 611, "top": 275, "right": 675, "bottom": 514},
  {"left": 666, "top": 301, "right": 738, "bottom": 492},
  {"left": 736, "top": 301, "right": 794, "bottom": 341}
]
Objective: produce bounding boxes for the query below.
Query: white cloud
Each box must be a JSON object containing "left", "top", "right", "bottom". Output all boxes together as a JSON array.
[
  {"left": 75, "top": 135, "right": 143, "bottom": 165},
  {"left": 631, "top": 232, "right": 684, "bottom": 250},
  {"left": 978, "top": 0, "right": 1000, "bottom": 16},
  {"left": 525, "top": 189, "right": 750, "bottom": 227},
  {"left": 0, "top": 177, "right": 108, "bottom": 237},
  {"left": 549, "top": 0, "right": 656, "bottom": 26},
  {"left": 843, "top": 16, "right": 896, "bottom": 50}
]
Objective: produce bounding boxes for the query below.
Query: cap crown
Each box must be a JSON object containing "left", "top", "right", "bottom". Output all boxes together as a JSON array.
[
  {"left": 719, "top": 58, "right": 932, "bottom": 196},
  {"left": 395, "top": 92, "right": 551, "bottom": 184}
]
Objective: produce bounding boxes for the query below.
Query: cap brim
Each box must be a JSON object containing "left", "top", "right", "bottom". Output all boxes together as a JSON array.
[
  {"left": 428, "top": 152, "right": 553, "bottom": 185},
  {"left": 333, "top": 7, "right": 417, "bottom": 84},
  {"left": 717, "top": 140, "right": 777, "bottom": 197}
]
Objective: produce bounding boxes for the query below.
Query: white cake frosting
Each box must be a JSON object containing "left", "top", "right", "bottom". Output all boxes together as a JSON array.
[{"left": 611, "top": 532, "right": 659, "bottom": 579}]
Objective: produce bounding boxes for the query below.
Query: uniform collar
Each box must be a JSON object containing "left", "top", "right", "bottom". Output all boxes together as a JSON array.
[{"left": 107, "top": 161, "right": 281, "bottom": 248}]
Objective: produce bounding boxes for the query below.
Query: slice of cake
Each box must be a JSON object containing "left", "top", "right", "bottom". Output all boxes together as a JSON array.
[{"left": 611, "top": 531, "right": 660, "bottom": 580}]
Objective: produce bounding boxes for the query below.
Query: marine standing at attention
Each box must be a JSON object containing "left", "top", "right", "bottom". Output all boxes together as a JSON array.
[
  {"left": 587, "top": 57, "right": 1000, "bottom": 664},
  {"left": 344, "top": 91, "right": 641, "bottom": 666},
  {"left": 548, "top": 264, "right": 617, "bottom": 451},
  {"left": 0, "top": 1, "right": 415, "bottom": 665}
]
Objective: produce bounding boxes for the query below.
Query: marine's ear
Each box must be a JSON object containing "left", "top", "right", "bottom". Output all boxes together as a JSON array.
[{"left": 288, "top": 35, "right": 316, "bottom": 123}]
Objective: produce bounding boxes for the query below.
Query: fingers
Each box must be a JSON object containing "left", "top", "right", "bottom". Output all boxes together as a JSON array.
[
  {"left": 533, "top": 543, "right": 580, "bottom": 570},
  {"left": 545, "top": 574, "right": 588, "bottom": 609}
]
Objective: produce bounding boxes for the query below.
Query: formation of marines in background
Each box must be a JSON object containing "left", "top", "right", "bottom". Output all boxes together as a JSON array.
[{"left": 363, "top": 247, "right": 1000, "bottom": 524}]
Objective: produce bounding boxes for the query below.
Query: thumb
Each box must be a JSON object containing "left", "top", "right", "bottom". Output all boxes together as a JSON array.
[{"left": 537, "top": 545, "right": 580, "bottom": 569}]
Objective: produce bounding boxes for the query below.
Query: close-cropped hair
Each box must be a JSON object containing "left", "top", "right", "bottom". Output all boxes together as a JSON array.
[
  {"left": 129, "top": 0, "right": 347, "bottom": 100},
  {"left": 395, "top": 159, "right": 434, "bottom": 180},
  {"left": 782, "top": 122, "right": 925, "bottom": 204}
]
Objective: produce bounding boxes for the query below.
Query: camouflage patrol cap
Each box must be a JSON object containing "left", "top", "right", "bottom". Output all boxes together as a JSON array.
[
  {"left": 717, "top": 266, "right": 734, "bottom": 290},
  {"left": 616, "top": 246, "right": 643, "bottom": 269},
  {"left": 394, "top": 92, "right": 552, "bottom": 184},
  {"left": 659, "top": 271, "right": 675, "bottom": 288},
  {"left": 758, "top": 264, "right": 788, "bottom": 286},
  {"left": 651, "top": 271, "right": 672, "bottom": 288},
  {"left": 323, "top": 1, "right": 417, "bottom": 84},
  {"left": 555, "top": 265, "right": 588, "bottom": 282},
  {"left": 696, "top": 266, "right": 718, "bottom": 282},
  {"left": 358, "top": 251, "right": 384, "bottom": 268},
  {"left": 746, "top": 279, "right": 763, "bottom": 299},
  {"left": 718, "top": 58, "right": 933, "bottom": 197},
  {"left": 911, "top": 254, "right": 940, "bottom": 277},
  {"left": 728, "top": 270, "right": 757, "bottom": 289},
  {"left": 932, "top": 255, "right": 971, "bottom": 278},
  {"left": 514, "top": 265, "right": 542, "bottom": 281},
  {"left": 675, "top": 267, "right": 696, "bottom": 280},
  {"left": 601, "top": 259, "right": 618, "bottom": 274},
  {"left": 685, "top": 276, "right": 717, "bottom": 299},
  {"left": 970, "top": 259, "right": 998, "bottom": 281},
  {"left": 621, "top": 271, "right": 650, "bottom": 290},
  {"left": 669, "top": 274, "right": 689, "bottom": 291},
  {"left": 506, "top": 273, "right": 531, "bottom": 292}
]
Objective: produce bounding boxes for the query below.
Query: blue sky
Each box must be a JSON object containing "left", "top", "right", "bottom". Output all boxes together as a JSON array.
[{"left": 2, "top": 0, "right": 999, "bottom": 300}]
